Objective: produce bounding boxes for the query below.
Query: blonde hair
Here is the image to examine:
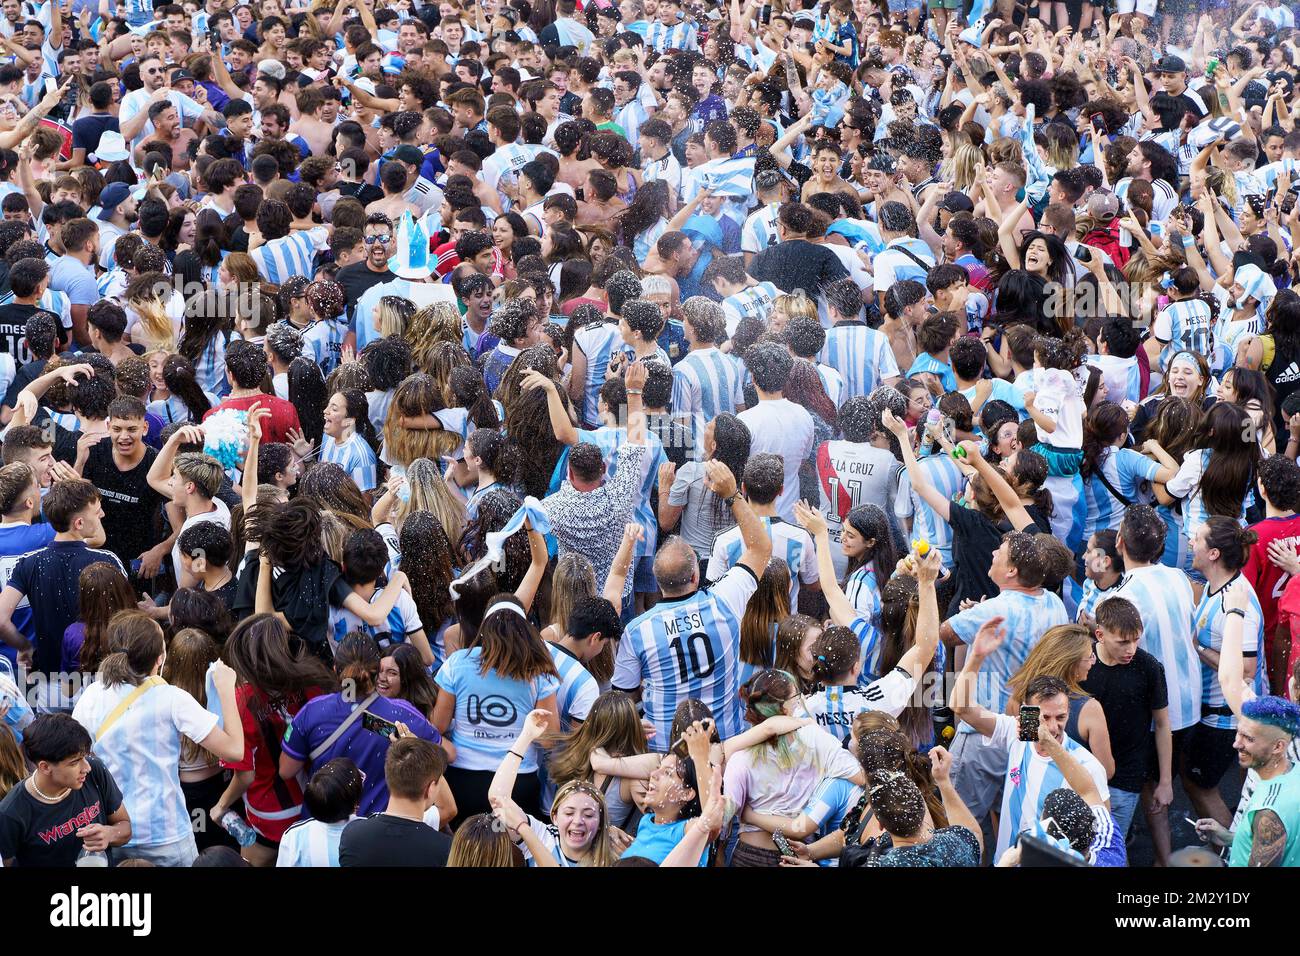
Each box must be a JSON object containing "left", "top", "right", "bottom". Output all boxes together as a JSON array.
[
  {"left": 395, "top": 457, "right": 466, "bottom": 546},
  {"left": 945, "top": 142, "right": 984, "bottom": 193},
  {"left": 447, "top": 814, "right": 526, "bottom": 867},
  {"left": 1007, "top": 623, "right": 1095, "bottom": 702},
  {"left": 405, "top": 303, "right": 465, "bottom": 373},
  {"left": 773, "top": 292, "right": 818, "bottom": 326}
]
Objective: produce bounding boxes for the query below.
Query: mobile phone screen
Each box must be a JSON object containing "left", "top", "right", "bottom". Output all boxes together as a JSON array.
[{"left": 1018, "top": 705, "right": 1041, "bottom": 742}]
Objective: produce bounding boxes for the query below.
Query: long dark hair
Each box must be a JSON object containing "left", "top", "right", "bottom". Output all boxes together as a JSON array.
[
  {"left": 449, "top": 365, "right": 500, "bottom": 430},
  {"left": 336, "top": 386, "right": 381, "bottom": 455},
  {"left": 163, "top": 353, "right": 213, "bottom": 421},
  {"left": 223, "top": 613, "right": 338, "bottom": 706},
  {"left": 388, "top": 643, "right": 437, "bottom": 719},
  {"left": 1080, "top": 401, "right": 1130, "bottom": 479},
  {"left": 707, "top": 412, "right": 751, "bottom": 525},
  {"left": 76, "top": 562, "right": 137, "bottom": 673},
  {"left": 475, "top": 595, "right": 558, "bottom": 683},
  {"left": 178, "top": 289, "right": 230, "bottom": 365},
  {"left": 289, "top": 356, "right": 328, "bottom": 447},
  {"left": 843, "top": 503, "right": 896, "bottom": 595},
  {"left": 614, "top": 179, "right": 670, "bottom": 247},
  {"left": 399, "top": 511, "right": 457, "bottom": 638},
  {"left": 1195, "top": 402, "right": 1260, "bottom": 519}
]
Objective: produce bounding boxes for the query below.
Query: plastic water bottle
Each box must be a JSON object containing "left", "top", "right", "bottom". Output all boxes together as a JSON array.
[
  {"left": 918, "top": 409, "right": 942, "bottom": 457},
  {"left": 75, "top": 846, "right": 109, "bottom": 867},
  {"left": 219, "top": 811, "right": 258, "bottom": 848}
]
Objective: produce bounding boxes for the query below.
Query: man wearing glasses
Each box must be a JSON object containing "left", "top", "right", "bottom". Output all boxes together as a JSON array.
[
  {"left": 119, "top": 54, "right": 223, "bottom": 151},
  {"left": 336, "top": 212, "right": 396, "bottom": 332}
]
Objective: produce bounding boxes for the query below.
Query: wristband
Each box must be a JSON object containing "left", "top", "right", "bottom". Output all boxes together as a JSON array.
[
  {"left": 1223, "top": 608, "right": 1246, "bottom": 619},
  {"left": 507, "top": 750, "right": 526, "bottom": 760},
  {"left": 1181, "top": 236, "right": 1194, "bottom": 247},
  {"left": 627, "top": 389, "right": 643, "bottom": 395},
  {"left": 724, "top": 492, "right": 741, "bottom": 506}
]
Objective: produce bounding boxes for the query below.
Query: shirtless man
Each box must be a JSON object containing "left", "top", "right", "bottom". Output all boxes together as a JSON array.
[{"left": 365, "top": 162, "right": 421, "bottom": 222}]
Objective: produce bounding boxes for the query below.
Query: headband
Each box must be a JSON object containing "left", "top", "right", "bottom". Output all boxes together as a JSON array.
[
  {"left": 1170, "top": 351, "right": 1200, "bottom": 369},
  {"left": 483, "top": 602, "right": 527, "bottom": 623}
]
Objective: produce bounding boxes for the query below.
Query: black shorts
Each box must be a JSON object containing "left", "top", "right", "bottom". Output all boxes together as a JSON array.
[{"left": 1181, "top": 723, "right": 1238, "bottom": 790}]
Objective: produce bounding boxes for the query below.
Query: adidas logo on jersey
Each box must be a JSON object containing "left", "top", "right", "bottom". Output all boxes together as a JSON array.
[{"left": 1276, "top": 362, "right": 1300, "bottom": 384}]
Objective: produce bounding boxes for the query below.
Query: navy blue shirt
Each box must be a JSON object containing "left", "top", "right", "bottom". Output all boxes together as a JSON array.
[{"left": 9, "top": 541, "right": 126, "bottom": 673}]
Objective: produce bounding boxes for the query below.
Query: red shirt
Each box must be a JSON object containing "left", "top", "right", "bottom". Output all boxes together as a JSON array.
[
  {"left": 221, "top": 684, "right": 323, "bottom": 841},
  {"left": 1242, "top": 513, "right": 1300, "bottom": 687},
  {"left": 205, "top": 394, "right": 301, "bottom": 446}
]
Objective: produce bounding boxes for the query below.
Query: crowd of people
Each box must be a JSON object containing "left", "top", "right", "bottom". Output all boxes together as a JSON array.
[{"left": 0, "top": 0, "right": 1298, "bottom": 870}]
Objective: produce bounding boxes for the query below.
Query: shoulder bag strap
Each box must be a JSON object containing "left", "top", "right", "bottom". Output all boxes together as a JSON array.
[
  {"left": 95, "top": 675, "right": 166, "bottom": 742},
  {"left": 309, "top": 692, "right": 380, "bottom": 763}
]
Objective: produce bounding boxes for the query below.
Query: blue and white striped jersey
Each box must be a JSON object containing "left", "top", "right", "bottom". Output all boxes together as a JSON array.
[
  {"left": 670, "top": 346, "right": 745, "bottom": 427},
  {"left": 1082, "top": 447, "right": 1161, "bottom": 539},
  {"left": 573, "top": 321, "right": 622, "bottom": 425},
  {"left": 871, "top": 237, "right": 936, "bottom": 293},
  {"left": 804, "top": 667, "right": 917, "bottom": 743},
  {"left": 706, "top": 516, "right": 819, "bottom": 607},
  {"left": 984, "top": 713, "right": 1111, "bottom": 861},
  {"left": 644, "top": 19, "right": 698, "bottom": 52},
  {"left": 577, "top": 426, "right": 668, "bottom": 558},
  {"left": 613, "top": 563, "right": 759, "bottom": 742},
  {"left": 893, "top": 452, "right": 964, "bottom": 569},
  {"left": 642, "top": 151, "right": 683, "bottom": 200},
  {"left": 480, "top": 143, "right": 556, "bottom": 210},
  {"left": 190, "top": 332, "right": 229, "bottom": 399},
  {"left": 741, "top": 202, "right": 781, "bottom": 256},
  {"left": 320, "top": 432, "right": 379, "bottom": 493},
  {"left": 72, "top": 680, "right": 218, "bottom": 849},
  {"left": 1151, "top": 298, "right": 1214, "bottom": 370},
  {"left": 303, "top": 318, "right": 346, "bottom": 379},
  {"left": 816, "top": 363, "right": 846, "bottom": 408},
  {"left": 328, "top": 589, "right": 423, "bottom": 657},
  {"left": 1194, "top": 574, "right": 1267, "bottom": 729},
  {"left": 1075, "top": 578, "right": 1121, "bottom": 624},
  {"left": 818, "top": 324, "right": 900, "bottom": 401},
  {"left": 805, "top": 776, "right": 864, "bottom": 865},
  {"left": 948, "top": 589, "right": 1070, "bottom": 720},
  {"left": 251, "top": 228, "right": 325, "bottom": 285},
  {"left": 548, "top": 643, "right": 599, "bottom": 732},
  {"left": 1113, "top": 563, "right": 1202, "bottom": 731},
  {"left": 721, "top": 282, "right": 778, "bottom": 335}
]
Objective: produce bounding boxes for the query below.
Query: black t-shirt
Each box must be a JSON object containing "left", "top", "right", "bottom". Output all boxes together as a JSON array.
[
  {"left": 1080, "top": 648, "right": 1169, "bottom": 793},
  {"left": 946, "top": 502, "right": 1049, "bottom": 616},
  {"left": 81, "top": 439, "right": 165, "bottom": 569},
  {"left": 10, "top": 540, "right": 127, "bottom": 672},
  {"left": 338, "top": 814, "right": 451, "bottom": 867},
  {"left": 336, "top": 261, "right": 396, "bottom": 318},
  {"left": 748, "top": 239, "right": 850, "bottom": 297},
  {"left": 0, "top": 755, "right": 123, "bottom": 867},
  {"left": 71, "top": 113, "right": 120, "bottom": 158},
  {"left": 0, "top": 303, "right": 40, "bottom": 365},
  {"left": 232, "top": 558, "right": 353, "bottom": 650},
  {"left": 337, "top": 181, "right": 383, "bottom": 207}
]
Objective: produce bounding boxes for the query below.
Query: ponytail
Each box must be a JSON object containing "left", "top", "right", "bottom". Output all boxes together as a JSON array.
[{"left": 98, "top": 611, "right": 164, "bottom": 687}]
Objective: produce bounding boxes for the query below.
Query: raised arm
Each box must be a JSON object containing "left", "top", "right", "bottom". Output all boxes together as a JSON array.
[
  {"left": 930, "top": 745, "right": 982, "bottom": 855},
  {"left": 521, "top": 369, "right": 579, "bottom": 446},
  {"left": 881, "top": 408, "right": 952, "bottom": 522},
  {"left": 602, "top": 523, "right": 642, "bottom": 607},
  {"left": 947, "top": 616, "right": 1008, "bottom": 738},
  {"left": 513, "top": 520, "right": 550, "bottom": 613},
  {"left": 1218, "top": 576, "right": 1251, "bottom": 718},
  {"left": 706, "top": 459, "right": 770, "bottom": 577},
  {"left": 794, "top": 500, "right": 857, "bottom": 625},
  {"left": 898, "top": 548, "right": 942, "bottom": 678}
]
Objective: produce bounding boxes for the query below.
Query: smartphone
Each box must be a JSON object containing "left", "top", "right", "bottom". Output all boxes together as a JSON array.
[
  {"left": 44, "top": 77, "right": 58, "bottom": 97},
  {"left": 1283, "top": 190, "right": 1297, "bottom": 216},
  {"left": 1090, "top": 112, "right": 1106, "bottom": 133},
  {"left": 1018, "top": 705, "right": 1041, "bottom": 742},
  {"left": 361, "top": 711, "right": 400, "bottom": 739},
  {"left": 772, "top": 830, "right": 796, "bottom": 857}
]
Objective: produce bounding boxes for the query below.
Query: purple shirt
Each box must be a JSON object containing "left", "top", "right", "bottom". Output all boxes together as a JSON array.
[
  {"left": 61, "top": 622, "right": 86, "bottom": 674},
  {"left": 282, "top": 692, "right": 441, "bottom": 816}
]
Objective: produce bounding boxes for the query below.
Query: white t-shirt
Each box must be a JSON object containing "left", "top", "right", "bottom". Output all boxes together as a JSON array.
[
  {"left": 171, "top": 497, "right": 232, "bottom": 583},
  {"left": 737, "top": 399, "right": 815, "bottom": 522}
]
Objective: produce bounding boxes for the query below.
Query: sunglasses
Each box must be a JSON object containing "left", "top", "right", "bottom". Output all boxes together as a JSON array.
[{"left": 364, "top": 235, "right": 393, "bottom": 245}]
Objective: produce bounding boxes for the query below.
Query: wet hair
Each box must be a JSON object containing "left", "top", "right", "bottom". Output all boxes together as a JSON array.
[
  {"left": 303, "top": 758, "right": 364, "bottom": 823},
  {"left": 1200, "top": 515, "right": 1259, "bottom": 572},
  {"left": 744, "top": 341, "right": 793, "bottom": 393}
]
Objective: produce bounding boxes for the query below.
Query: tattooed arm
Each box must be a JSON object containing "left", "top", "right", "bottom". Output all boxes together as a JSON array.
[{"left": 1248, "top": 809, "right": 1289, "bottom": 867}]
